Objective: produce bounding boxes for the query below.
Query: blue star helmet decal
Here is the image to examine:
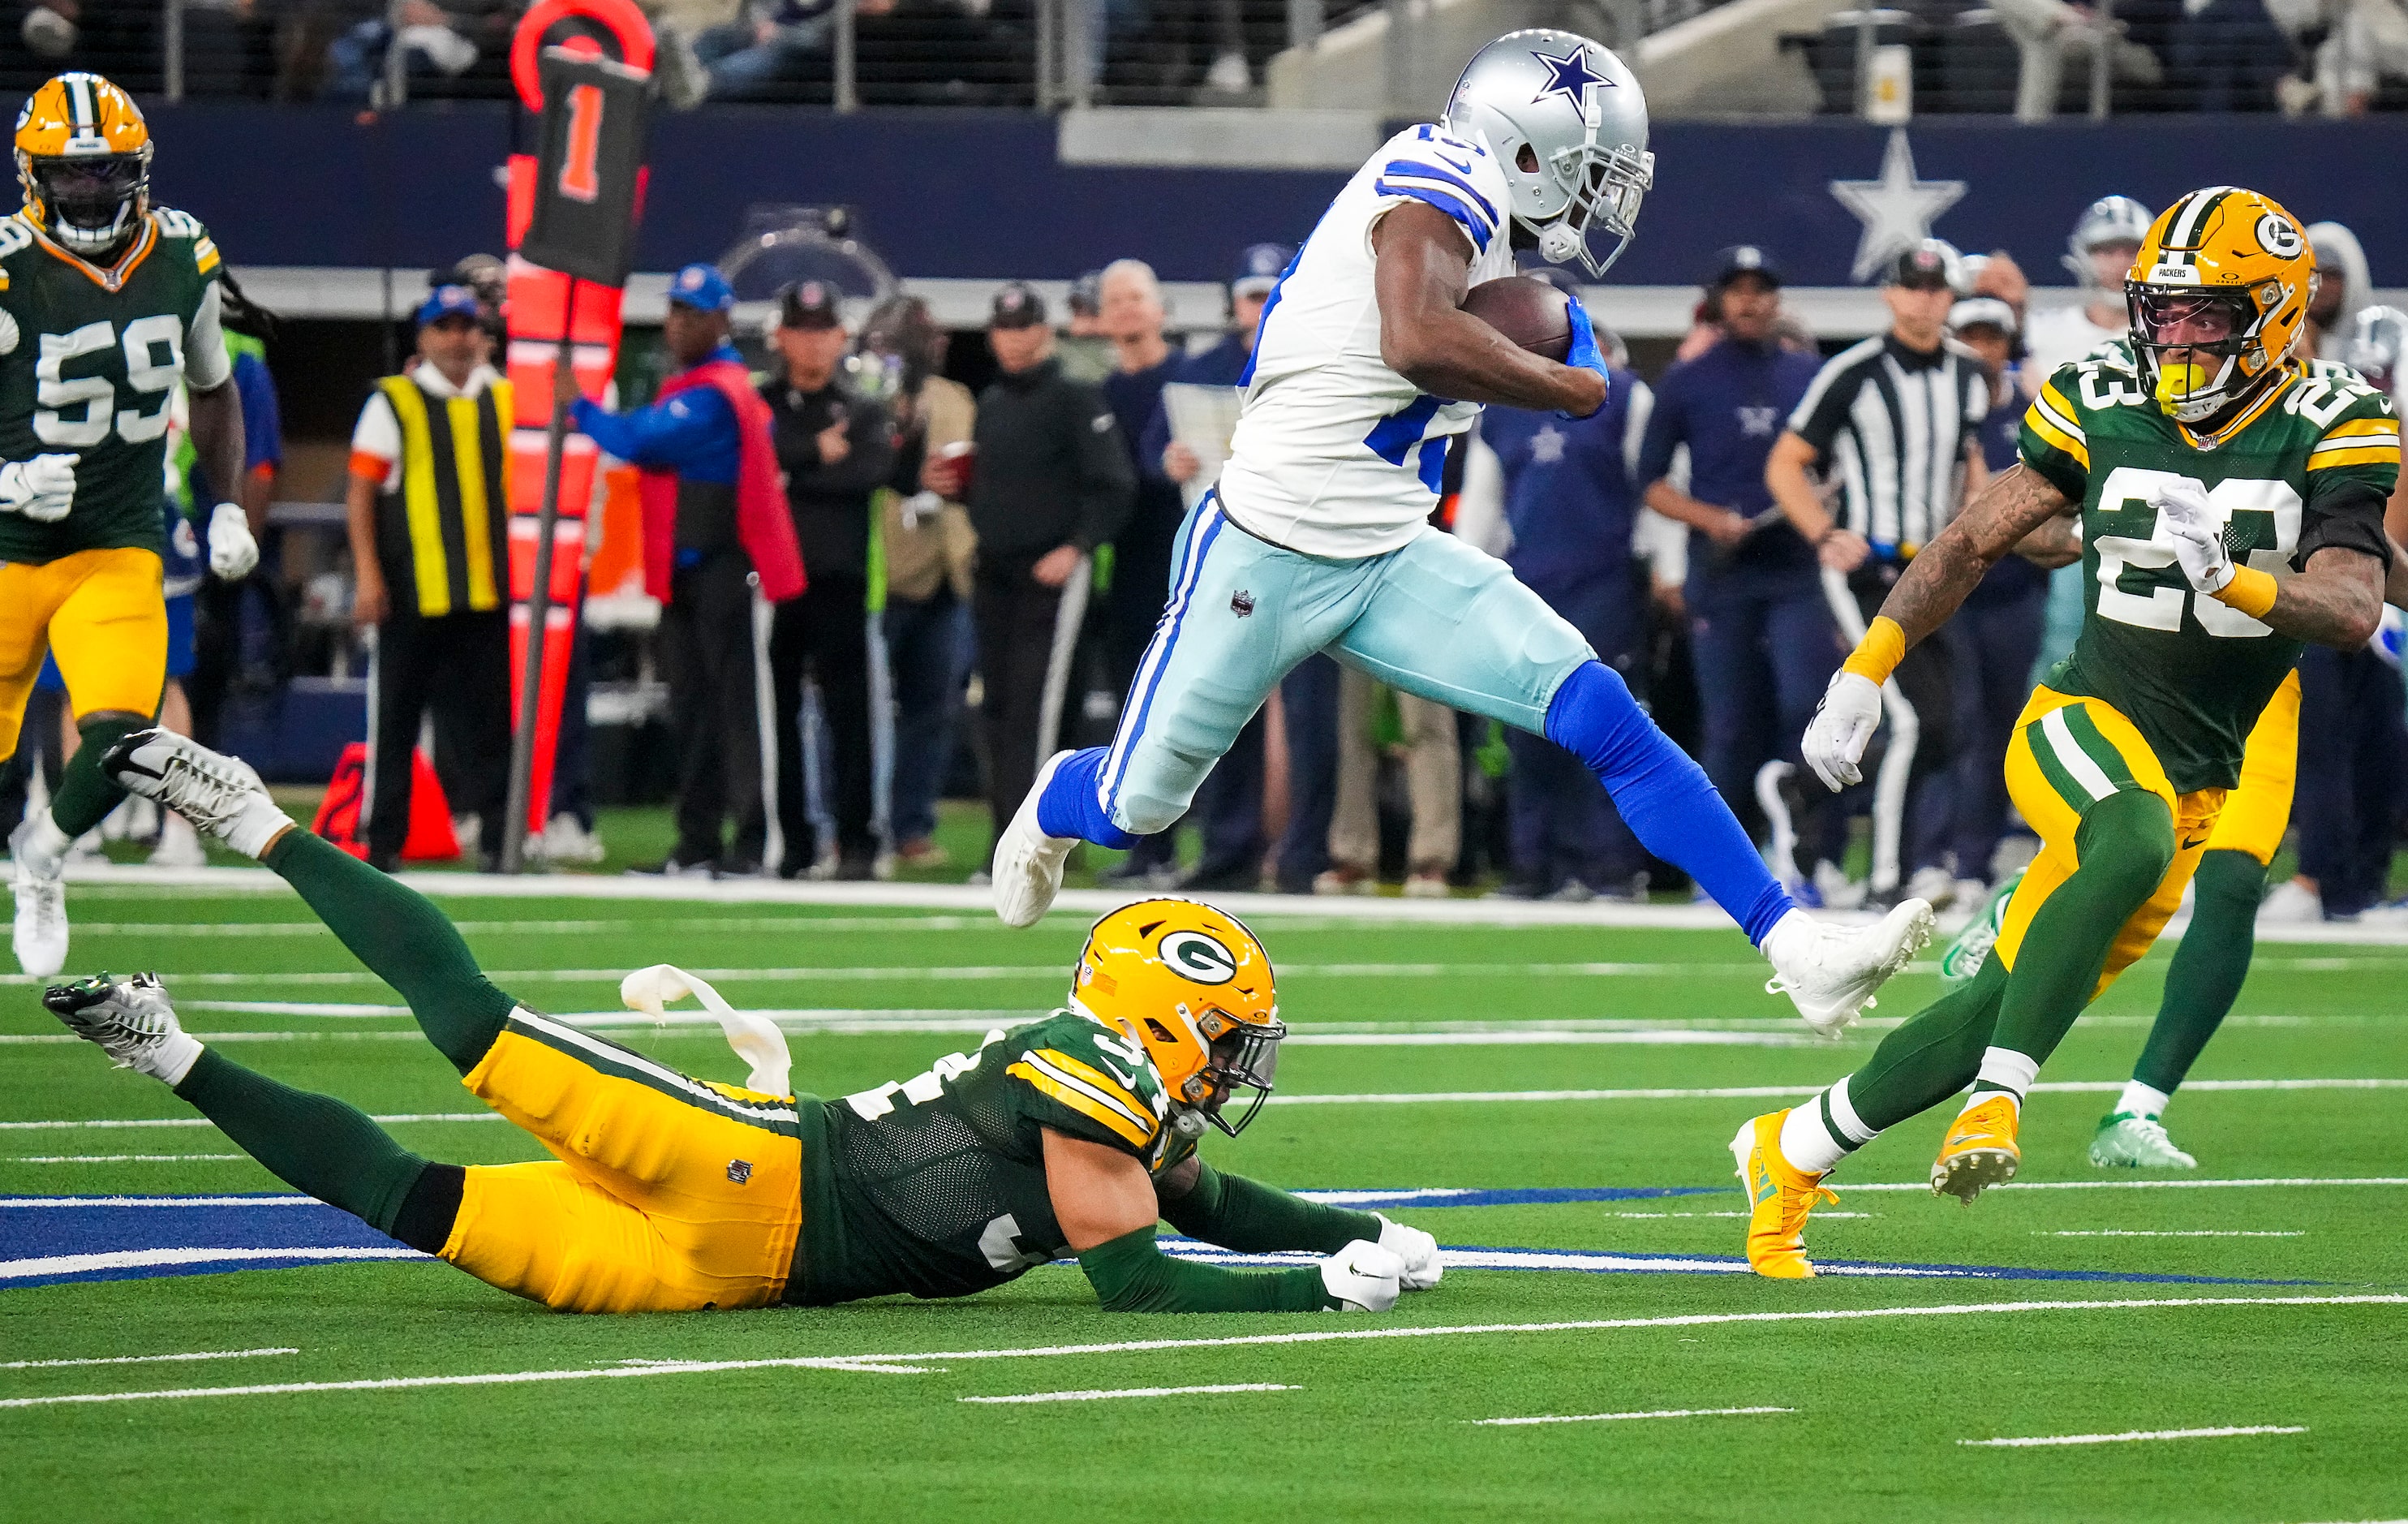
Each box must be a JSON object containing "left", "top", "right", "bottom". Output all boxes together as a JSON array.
[{"left": 1531, "top": 42, "right": 1607, "bottom": 108}]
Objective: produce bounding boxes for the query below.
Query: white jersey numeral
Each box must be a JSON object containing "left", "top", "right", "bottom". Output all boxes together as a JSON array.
[
  {"left": 2090, "top": 467, "right": 2302, "bottom": 640},
  {"left": 33, "top": 315, "right": 185, "bottom": 448}
]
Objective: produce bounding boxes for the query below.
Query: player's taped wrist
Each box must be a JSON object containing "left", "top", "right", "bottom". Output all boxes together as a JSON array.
[
  {"left": 1159, "top": 1160, "right": 1382, "bottom": 1254},
  {"left": 2209, "top": 565, "right": 2278, "bottom": 618},
  {"left": 1840, "top": 616, "right": 1907, "bottom": 684},
  {"left": 1076, "top": 1225, "right": 1331, "bottom": 1312}
]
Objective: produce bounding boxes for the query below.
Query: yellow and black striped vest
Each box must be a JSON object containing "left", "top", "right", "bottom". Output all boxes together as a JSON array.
[{"left": 372, "top": 372, "right": 513, "bottom": 618}]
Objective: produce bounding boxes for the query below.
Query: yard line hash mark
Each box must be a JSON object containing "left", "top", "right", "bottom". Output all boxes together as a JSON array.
[
  {"left": 0, "top": 1347, "right": 298, "bottom": 1371},
  {"left": 1471, "top": 1406, "right": 1794, "bottom": 1427},
  {"left": 2043, "top": 1230, "right": 2304, "bottom": 1238},
  {"left": 1960, "top": 1425, "right": 2306, "bottom": 1448},
  {"left": 961, "top": 1384, "right": 1297, "bottom": 1405},
  {"left": 2, "top": 1295, "right": 2398, "bottom": 1410}
]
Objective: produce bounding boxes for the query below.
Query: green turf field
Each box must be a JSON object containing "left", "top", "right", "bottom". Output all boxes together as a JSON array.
[{"left": 3, "top": 880, "right": 2404, "bottom": 1523}]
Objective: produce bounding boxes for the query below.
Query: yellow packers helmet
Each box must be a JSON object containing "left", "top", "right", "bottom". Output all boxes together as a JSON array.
[
  {"left": 1071, "top": 898, "right": 1284, "bottom": 1138},
  {"left": 2125, "top": 186, "right": 2313, "bottom": 426},
  {"left": 15, "top": 72, "right": 153, "bottom": 259}
]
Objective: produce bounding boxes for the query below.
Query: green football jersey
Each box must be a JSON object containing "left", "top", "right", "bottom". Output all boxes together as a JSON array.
[
  {"left": 791, "top": 1010, "right": 1194, "bottom": 1306},
  {"left": 0, "top": 207, "right": 224, "bottom": 564},
  {"left": 2021, "top": 354, "right": 2400, "bottom": 791}
]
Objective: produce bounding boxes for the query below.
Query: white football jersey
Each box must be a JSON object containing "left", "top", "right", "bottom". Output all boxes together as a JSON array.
[{"left": 1215, "top": 123, "right": 1520, "bottom": 558}]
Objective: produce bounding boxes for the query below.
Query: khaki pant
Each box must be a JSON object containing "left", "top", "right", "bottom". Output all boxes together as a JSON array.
[{"left": 1329, "top": 665, "right": 1460, "bottom": 875}]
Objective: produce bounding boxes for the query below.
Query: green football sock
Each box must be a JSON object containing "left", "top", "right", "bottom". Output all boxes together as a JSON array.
[
  {"left": 174, "top": 1047, "right": 428, "bottom": 1236},
  {"left": 2131, "top": 848, "right": 2265, "bottom": 1098},
  {"left": 49, "top": 713, "right": 146, "bottom": 837},
  {"left": 1838, "top": 954, "right": 2010, "bottom": 1134},
  {"left": 1980, "top": 788, "right": 2176, "bottom": 1089},
  {"left": 263, "top": 829, "right": 515, "bottom": 1074}
]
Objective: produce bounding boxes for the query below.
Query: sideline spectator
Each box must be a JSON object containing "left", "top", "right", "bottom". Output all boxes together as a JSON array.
[
  {"left": 961, "top": 283, "right": 1133, "bottom": 872},
  {"left": 1768, "top": 240, "right": 1990, "bottom": 911},
  {"left": 562, "top": 263, "right": 805, "bottom": 877},
  {"left": 1094, "top": 259, "right": 1188, "bottom": 887},
  {"left": 763, "top": 280, "right": 895, "bottom": 880},
  {"left": 690, "top": 0, "right": 836, "bottom": 100},
  {"left": 1477, "top": 308, "right": 1654, "bottom": 903},
  {"left": 325, "top": 0, "right": 483, "bottom": 101},
  {"left": 863, "top": 295, "right": 978, "bottom": 871},
  {"left": 1321, "top": 674, "right": 1459, "bottom": 897},
  {"left": 344, "top": 286, "right": 512, "bottom": 872},
  {"left": 1943, "top": 295, "right": 2049, "bottom": 899},
  {"left": 1634, "top": 246, "right": 1841, "bottom": 900},
  {"left": 1056, "top": 269, "right": 1116, "bottom": 383}
]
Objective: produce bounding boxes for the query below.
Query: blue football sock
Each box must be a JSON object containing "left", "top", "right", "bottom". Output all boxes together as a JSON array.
[
  {"left": 1034, "top": 747, "right": 1141, "bottom": 850},
  {"left": 1543, "top": 661, "right": 1795, "bottom": 945}
]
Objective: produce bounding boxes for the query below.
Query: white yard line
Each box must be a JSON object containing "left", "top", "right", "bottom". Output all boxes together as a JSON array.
[
  {"left": 1846, "top": 1177, "right": 2408, "bottom": 1192},
  {"left": 0, "top": 1113, "right": 500, "bottom": 1134},
  {"left": 1960, "top": 1424, "right": 2306, "bottom": 1449},
  {"left": 2, "top": 1294, "right": 2398, "bottom": 1410},
  {"left": 1471, "top": 1406, "right": 1794, "bottom": 1427},
  {"left": 0, "top": 961, "right": 1783, "bottom": 988},
  {"left": 77, "top": 916, "right": 1025, "bottom": 937},
  {"left": 8, "top": 1155, "right": 247, "bottom": 1164},
  {"left": 0, "top": 1195, "right": 320, "bottom": 1206},
  {"left": 960, "top": 1383, "right": 1297, "bottom": 1405},
  {"left": 0, "top": 1246, "right": 424, "bottom": 1280},
  {"left": 1, "top": 1348, "right": 298, "bottom": 1371},
  {"left": 2044, "top": 1230, "right": 2304, "bottom": 1238}
]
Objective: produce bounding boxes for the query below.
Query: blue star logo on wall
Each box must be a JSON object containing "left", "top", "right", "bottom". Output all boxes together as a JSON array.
[{"left": 1531, "top": 43, "right": 1606, "bottom": 109}]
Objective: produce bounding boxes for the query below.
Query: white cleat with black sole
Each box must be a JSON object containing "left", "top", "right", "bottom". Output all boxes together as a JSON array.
[
  {"left": 99, "top": 729, "right": 291, "bottom": 859},
  {"left": 1761, "top": 899, "right": 1937, "bottom": 1037},
  {"left": 43, "top": 971, "right": 203, "bottom": 1085},
  {"left": 991, "top": 751, "right": 1078, "bottom": 929}
]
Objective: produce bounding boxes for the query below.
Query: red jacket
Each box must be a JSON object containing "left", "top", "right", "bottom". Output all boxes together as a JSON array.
[{"left": 638, "top": 359, "right": 806, "bottom": 604}]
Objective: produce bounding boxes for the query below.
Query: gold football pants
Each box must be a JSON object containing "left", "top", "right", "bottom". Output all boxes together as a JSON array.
[
  {"left": 0, "top": 547, "right": 166, "bottom": 756},
  {"left": 440, "top": 1009, "right": 804, "bottom": 1314}
]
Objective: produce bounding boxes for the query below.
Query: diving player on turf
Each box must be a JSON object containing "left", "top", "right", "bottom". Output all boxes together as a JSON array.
[
  {"left": 48, "top": 727, "right": 1438, "bottom": 1316},
  {"left": 993, "top": 29, "right": 1932, "bottom": 1035},
  {"left": 2, "top": 73, "right": 258, "bottom": 976},
  {"left": 1733, "top": 187, "right": 2399, "bottom": 1276}
]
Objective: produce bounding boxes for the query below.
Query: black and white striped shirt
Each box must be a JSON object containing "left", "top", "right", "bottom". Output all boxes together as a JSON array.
[{"left": 1788, "top": 334, "right": 1989, "bottom": 553}]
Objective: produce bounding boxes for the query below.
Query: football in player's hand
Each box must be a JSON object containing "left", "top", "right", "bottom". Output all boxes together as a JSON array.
[{"left": 1462, "top": 275, "right": 1573, "bottom": 363}]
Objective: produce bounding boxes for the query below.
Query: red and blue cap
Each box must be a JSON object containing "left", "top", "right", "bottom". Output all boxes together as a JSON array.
[
  {"left": 415, "top": 284, "right": 483, "bottom": 329},
  {"left": 668, "top": 262, "right": 735, "bottom": 314}
]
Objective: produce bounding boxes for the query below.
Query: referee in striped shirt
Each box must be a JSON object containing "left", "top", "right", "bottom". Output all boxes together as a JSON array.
[{"left": 1767, "top": 240, "right": 1990, "bottom": 908}]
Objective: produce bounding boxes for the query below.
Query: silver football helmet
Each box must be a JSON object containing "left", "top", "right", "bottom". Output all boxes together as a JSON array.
[
  {"left": 1441, "top": 28, "right": 1653, "bottom": 278},
  {"left": 2062, "top": 195, "right": 2154, "bottom": 286},
  {"left": 2348, "top": 304, "right": 2408, "bottom": 394}
]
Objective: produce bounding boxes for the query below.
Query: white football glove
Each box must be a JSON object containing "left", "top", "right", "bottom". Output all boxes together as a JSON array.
[
  {"left": 1374, "top": 1213, "right": 1443, "bottom": 1290},
  {"left": 1801, "top": 670, "right": 1883, "bottom": 791},
  {"left": 1319, "top": 1239, "right": 1404, "bottom": 1313},
  {"left": 1, "top": 453, "right": 80, "bottom": 523},
  {"left": 207, "top": 502, "right": 260, "bottom": 579},
  {"left": 2152, "top": 478, "right": 2233, "bottom": 594}
]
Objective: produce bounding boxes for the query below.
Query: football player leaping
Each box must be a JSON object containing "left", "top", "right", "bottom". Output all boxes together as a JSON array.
[
  {"left": 48, "top": 726, "right": 1437, "bottom": 1316},
  {"left": 993, "top": 29, "right": 1932, "bottom": 1035},
  {"left": 1735, "top": 187, "right": 2398, "bottom": 1276},
  {"left": 3, "top": 73, "right": 258, "bottom": 975}
]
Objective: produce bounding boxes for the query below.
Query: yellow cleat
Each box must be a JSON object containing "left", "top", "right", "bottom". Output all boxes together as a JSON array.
[
  {"left": 1730, "top": 1110, "right": 1838, "bottom": 1279},
  {"left": 1932, "top": 1094, "right": 2022, "bottom": 1204}
]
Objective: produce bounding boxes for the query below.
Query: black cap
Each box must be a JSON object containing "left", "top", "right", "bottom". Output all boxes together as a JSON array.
[
  {"left": 778, "top": 279, "right": 842, "bottom": 330},
  {"left": 1707, "top": 244, "right": 1782, "bottom": 291},
  {"left": 1067, "top": 270, "right": 1103, "bottom": 317},
  {"left": 1886, "top": 239, "right": 1962, "bottom": 292},
  {"left": 991, "top": 281, "right": 1047, "bottom": 329}
]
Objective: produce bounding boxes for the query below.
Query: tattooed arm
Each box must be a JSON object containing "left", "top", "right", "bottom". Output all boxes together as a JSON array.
[
  {"left": 1878, "top": 463, "right": 2073, "bottom": 647},
  {"left": 2014, "top": 510, "right": 2083, "bottom": 570},
  {"left": 2262, "top": 547, "right": 2384, "bottom": 648}
]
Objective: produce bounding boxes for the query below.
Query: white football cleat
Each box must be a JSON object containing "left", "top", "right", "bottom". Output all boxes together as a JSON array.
[
  {"left": 991, "top": 750, "right": 1077, "bottom": 929},
  {"left": 43, "top": 971, "right": 202, "bottom": 1085},
  {"left": 100, "top": 730, "right": 290, "bottom": 859},
  {"left": 11, "top": 818, "right": 69, "bottom": 978},
  {"left": 1761, "top": 900, "right": 1936, "bottom": 1037}
]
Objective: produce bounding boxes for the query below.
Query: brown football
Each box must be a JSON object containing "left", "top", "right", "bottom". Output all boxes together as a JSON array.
[{"left": 1461, "top": 274, "right": 1573, "bottom": 363}]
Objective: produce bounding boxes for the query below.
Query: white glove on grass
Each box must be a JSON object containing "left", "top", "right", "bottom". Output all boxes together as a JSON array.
[
  {"left": 2, "top": 453, "right": 79, "bottom": 522},
  {"left": 208, "top": 502, "right": 260, "bottom": 579},
  {"left": 1801, "top": 670, "right": 1883, "bottom": 790},
  {"left": 1374, "top": 1214, "right": 1443, "bottom": 1290},
  {"left": 1320, "top": 1239, "right": 1404, "bottom": 1313}
]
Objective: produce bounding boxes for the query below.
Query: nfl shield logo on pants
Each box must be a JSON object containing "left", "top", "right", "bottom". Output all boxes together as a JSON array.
[{"left": 726, "top": 1159, "right": 753, "bottom": 1185}]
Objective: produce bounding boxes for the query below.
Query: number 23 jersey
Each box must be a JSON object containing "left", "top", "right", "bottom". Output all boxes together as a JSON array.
[
  {"left": 792, "top": 1010, "right": 1195, "bottom": 1306},
  {"left": 0, "top": 207, "right": 230, "bottom": 564},
  {"left": 2020, "top": 355, "right": 2400, "bottom": 792}
]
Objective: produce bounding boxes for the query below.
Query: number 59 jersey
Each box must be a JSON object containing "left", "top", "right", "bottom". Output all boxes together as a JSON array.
[
  {"left": 2020, "top": 354, "right": 2401, "bottom": 793},
  {"left": 0, "top": 206, "right": 229, "bottom": 565},
  {"left": 1216, "top": 124, "right": 1520, "bottom": 558},
  {"left": 791, "top": 1010, "right": 1194, "bottom": 1306}
]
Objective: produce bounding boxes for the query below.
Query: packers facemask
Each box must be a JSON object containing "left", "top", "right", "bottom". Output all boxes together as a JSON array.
[
  {"left": 1071, "top": 899, "right": 1284, "bottom": 1138},
  {"left": 2125, "top": 186, "right": 2314, "bottom": 429},
  {"left": 15, "top": 72, "right": 153, "bottom": 260}
]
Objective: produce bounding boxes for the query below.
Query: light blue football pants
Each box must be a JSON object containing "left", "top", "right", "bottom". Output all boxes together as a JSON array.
[{"left": 1094, "top": 492, "right": 1593, "bottom": 837}]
